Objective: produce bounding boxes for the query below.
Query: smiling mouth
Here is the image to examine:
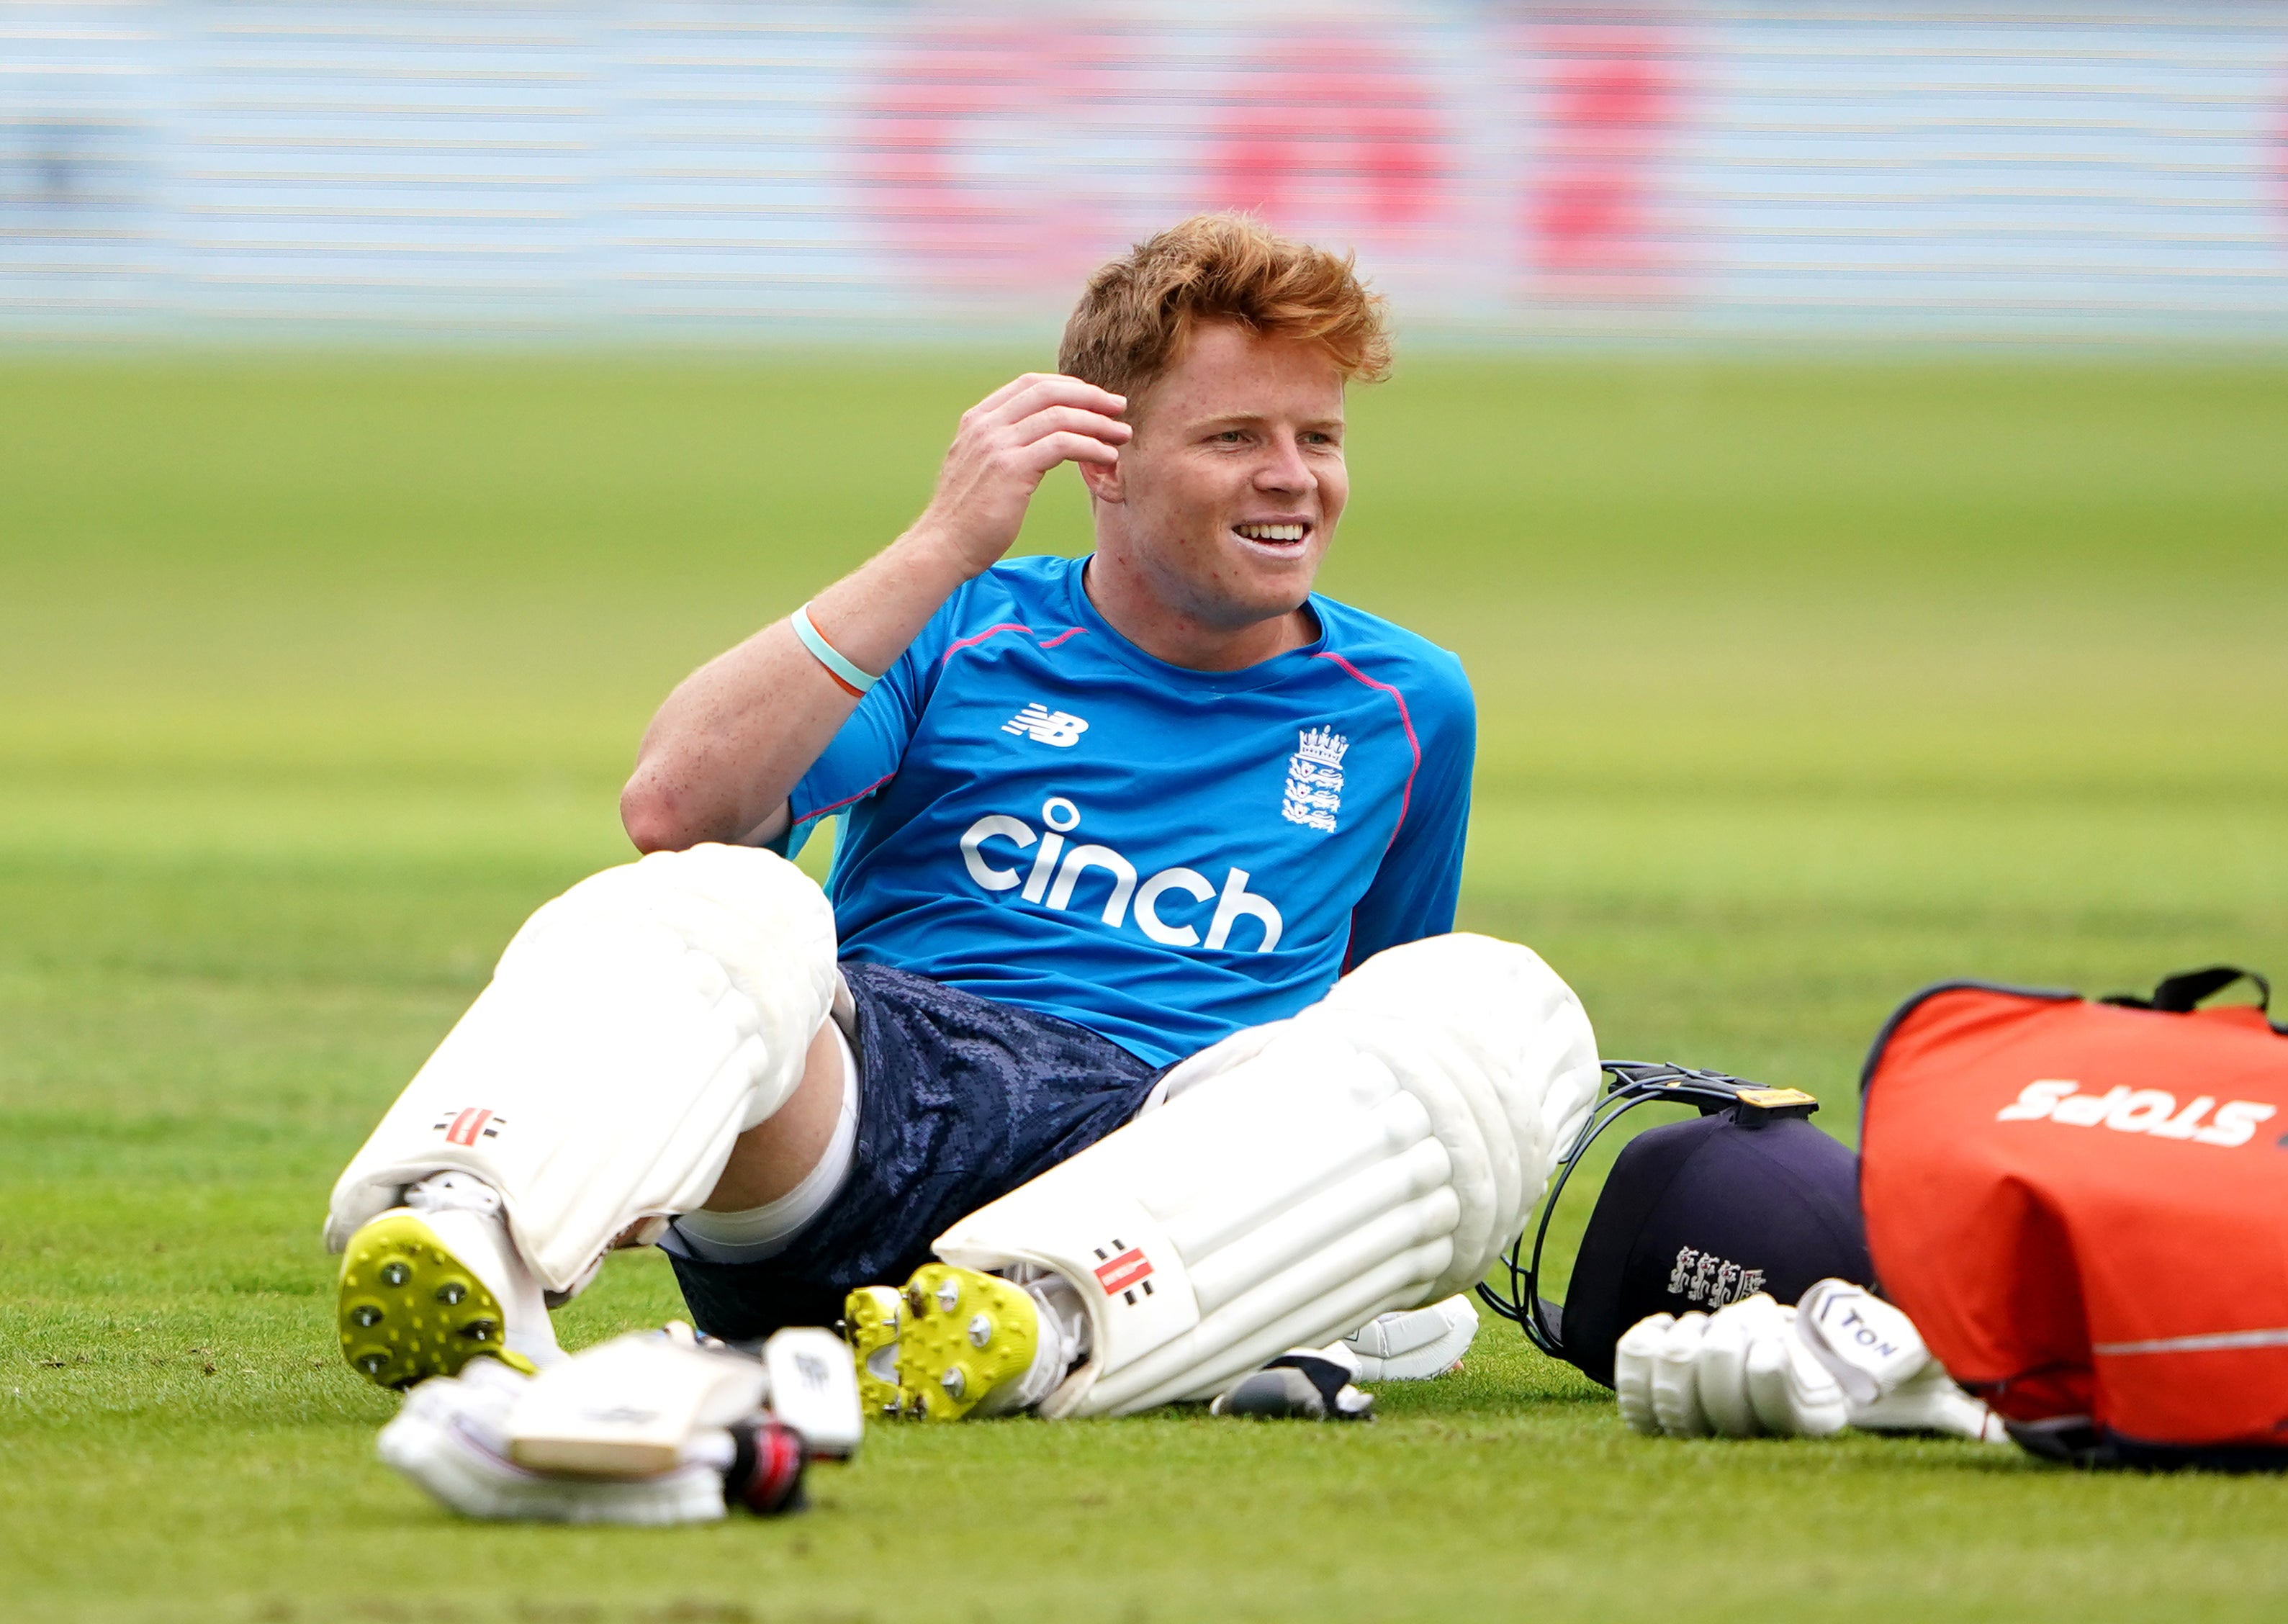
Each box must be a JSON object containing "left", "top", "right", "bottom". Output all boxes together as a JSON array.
[{"left": 1232, "top": 521, "right": 1311, "bottom": 551}]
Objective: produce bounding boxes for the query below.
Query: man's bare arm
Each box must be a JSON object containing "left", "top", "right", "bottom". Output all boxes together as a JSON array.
[{"left": 621, "top": 375, "right": 1129, "bottom": 853}]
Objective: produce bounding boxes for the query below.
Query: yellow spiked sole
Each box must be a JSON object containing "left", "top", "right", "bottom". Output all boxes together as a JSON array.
[
  {"left": 893, "top": 1263, "right": 1038, "bottom": 1422},
  {"left": 337, "top": 1210, "right": 536, "bottom": 1390},
  {"left": 842, "top": 1284, "right": 906, "bottom": 1420}
]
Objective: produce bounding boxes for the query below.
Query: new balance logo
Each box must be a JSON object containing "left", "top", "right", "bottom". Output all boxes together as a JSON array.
[
  {"left": 1002, "top": 703, "right": 1089, "bottom": 747},
  {"left": 1996, "top": 1079, "right": 2279, "bottom": 1147}
]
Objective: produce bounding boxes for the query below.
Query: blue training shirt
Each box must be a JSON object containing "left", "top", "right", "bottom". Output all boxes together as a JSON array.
[{"left": 784, "top": 553, "right": 1474, "bottom": 1068}]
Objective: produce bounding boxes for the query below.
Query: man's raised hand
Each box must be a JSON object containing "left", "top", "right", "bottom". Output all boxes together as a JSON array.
[
  {"left": 909, "top": 374, "right": 1130, "bottom": 575},
  {"left": 620, "top": 372, "right": 1126, "bottom": 854}
]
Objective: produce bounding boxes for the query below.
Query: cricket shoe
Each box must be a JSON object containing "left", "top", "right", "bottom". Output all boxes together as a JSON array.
[
  {"left": 845, "top": 1263, "right": 1085, "bottom": 1421},
  {"left": 338, "top": 1173, "right": 559, "bottom": 1389},
  {"left": 842, "top": 1285, "right": 905, "bottom": 1421}
]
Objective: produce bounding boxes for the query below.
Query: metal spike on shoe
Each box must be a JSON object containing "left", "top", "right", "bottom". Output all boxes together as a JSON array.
[
  {"left": 841, "top": 1284, "right": 907, "bottom": 1420},
  {"left": 335, "top": 1210, "right": 535, "bottom": 1390},
  {"left": 890, "top": 1264, "right": 1039, "bottom": 1422}
]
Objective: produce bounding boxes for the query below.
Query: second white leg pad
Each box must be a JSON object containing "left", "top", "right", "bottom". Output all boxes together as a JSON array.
[{"left": 933, "top": 933, "right": 1600, "bottom": 1417}]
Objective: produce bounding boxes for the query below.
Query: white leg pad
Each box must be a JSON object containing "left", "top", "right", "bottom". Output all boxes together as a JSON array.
[
  {"left": 932, "top": 933, "right": 1600, "bottom": 1417},
  {"left": 324, "top": 844, "right": 839, "bottom": 1292}
]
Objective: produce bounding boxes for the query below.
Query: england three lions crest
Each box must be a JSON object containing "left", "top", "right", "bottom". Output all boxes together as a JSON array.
[{"left": 1282, "top": 728, "right": 1346, "bottom": 834}]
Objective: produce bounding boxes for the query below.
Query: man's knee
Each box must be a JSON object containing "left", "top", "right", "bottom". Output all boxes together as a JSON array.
[
  {"left": 930, "top": 932, "right": 1603, "bottom": 1417},
  {"left": 325, "top": 844, "right": 842, "bottom": 1294},
  {"left": 702, "top": 1018, "right": 850, "bottom": 1212}
]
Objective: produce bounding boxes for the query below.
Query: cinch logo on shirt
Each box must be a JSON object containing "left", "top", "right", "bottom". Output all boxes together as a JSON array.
[
  {"left": 958, "top": 795, "right": 1282, "bottom": 952},
  {"left": 1996, "top": 1078, "right": 2279, "bottom": 1147},
  {"left": 1002, "top": 703, "right": 1089, "bottom": 747}
]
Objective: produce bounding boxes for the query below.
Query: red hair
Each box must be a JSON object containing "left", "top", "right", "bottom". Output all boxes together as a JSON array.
[{"left": 1058, "top": 213, "right": 1392, "bottom": 401}]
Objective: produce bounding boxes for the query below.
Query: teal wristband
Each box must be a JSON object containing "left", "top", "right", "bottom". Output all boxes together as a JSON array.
[{"left": 791, "top": 603, "right": 878, "bottom": 696}]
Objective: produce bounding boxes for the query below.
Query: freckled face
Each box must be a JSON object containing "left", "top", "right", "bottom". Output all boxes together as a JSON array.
[{"left": 1100, "top": 322, "right": 1348, "bottom": 630}]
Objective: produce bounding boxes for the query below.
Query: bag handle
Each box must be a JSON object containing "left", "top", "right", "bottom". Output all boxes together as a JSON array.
[{"left": 2102, "top": 965, "right": 2271, "bottom": 1015}]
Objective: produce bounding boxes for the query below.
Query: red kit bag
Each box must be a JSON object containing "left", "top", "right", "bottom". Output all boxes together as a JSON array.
[{"left": 1859, "top": 967, "right": 2288, "bottom": 1469}]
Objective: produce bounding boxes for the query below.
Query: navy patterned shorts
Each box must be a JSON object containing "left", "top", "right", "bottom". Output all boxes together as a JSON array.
[{"left": 661, "top": 961, "right": 1163, "bottom": 1341}]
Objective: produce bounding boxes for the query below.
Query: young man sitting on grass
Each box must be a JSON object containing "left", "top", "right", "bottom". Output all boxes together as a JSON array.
[{"left": 327, "top": 215, "right": 1598, "bottom": 1440}]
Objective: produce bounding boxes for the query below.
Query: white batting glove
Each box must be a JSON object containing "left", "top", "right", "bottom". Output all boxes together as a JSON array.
[
  {"left": 1340, "top": 1294, "right": 1479, "bottom": 1381},
  {"left": 1652, "top": 1310, "right": 1719, "bottom": 1436},
  {"left": 1612, "top": 1312, "right": 1673, "bottom": 1436},
  {"left": 1793, "top": 1281, "right": 2009, "bottom": 1442},
  {"left": 379, "top": 1356, "right": 737, "bottom": 1525},
  {"left": 1616, "top": 1297, "right": 1847, "bottom": 1439},
  {"left": 378, "top": 1325, "right": 856, "bottom": 1524},
  {"left": 1614, "top": 1282, "right": 2004, "bottom": 1443}
]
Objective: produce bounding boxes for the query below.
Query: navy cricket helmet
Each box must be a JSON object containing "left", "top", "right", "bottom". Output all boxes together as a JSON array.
[{"left": 1477, "top": 1062, "right": 1875, "bottom": 1389}]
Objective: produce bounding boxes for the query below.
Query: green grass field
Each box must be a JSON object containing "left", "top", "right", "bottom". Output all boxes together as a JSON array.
[{"left": 3, "top": 352, "right": 2285, "bottom": 1623}]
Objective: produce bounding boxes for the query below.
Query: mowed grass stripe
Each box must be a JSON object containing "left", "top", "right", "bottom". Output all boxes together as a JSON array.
[{"left": 1, "top": 355, "right": 2284, "bottom": 1621}]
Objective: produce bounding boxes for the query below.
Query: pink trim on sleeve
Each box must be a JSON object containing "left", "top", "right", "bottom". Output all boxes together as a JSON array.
[
  {"left": 1037, "top": 626, "right": 1089, "bottom": 649},
  {"left": 940, "top": 622, "right": 1033, "bottom": 665},
  {"left": 799, "top": 771, "right": 894, "bottom": 824},
  {"left": 1313, "top": 650, "right": 1423, "bottom": 846}
]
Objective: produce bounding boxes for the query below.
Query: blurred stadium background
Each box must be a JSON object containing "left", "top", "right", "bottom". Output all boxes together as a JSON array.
[
  {"left": 6, "top": 11, "right": 2288, "bottom": 1617},
  {"left": 7, "top": 0, "right": 2287, "bottom": 341}
]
